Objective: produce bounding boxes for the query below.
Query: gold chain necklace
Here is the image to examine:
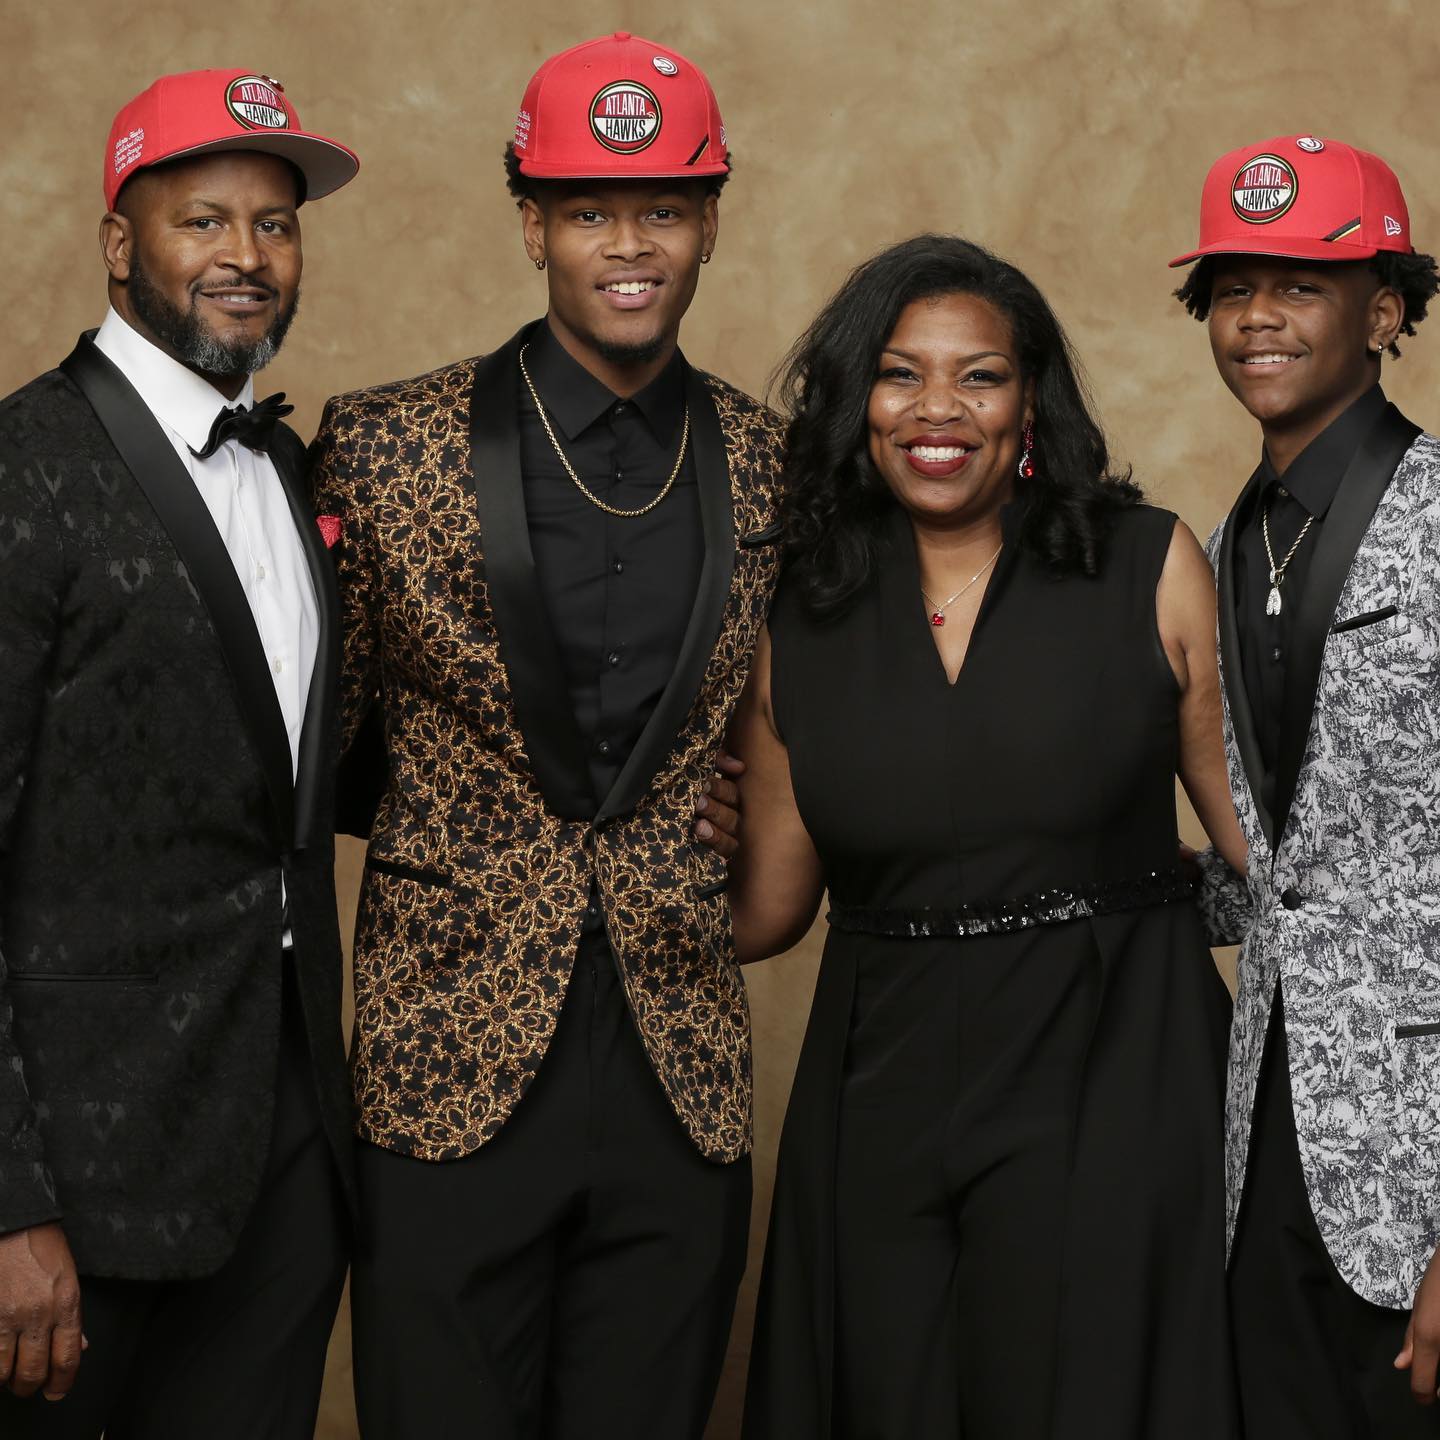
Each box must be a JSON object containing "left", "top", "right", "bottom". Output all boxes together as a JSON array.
[
  {"left": 920, "top": 543, "right": 1003, "bottom": 627},
  {"left": 518, "top": 344, "right": 689, "bottom": 519},
  {"left": 1261, "top": 503, "right": 1315, "bottom": 616}
]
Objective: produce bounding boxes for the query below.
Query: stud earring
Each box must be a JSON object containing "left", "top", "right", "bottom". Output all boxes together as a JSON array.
[
  {"left": 700, "top": 252, "right": 712, "bottom": 264},
  {"left": 534, "top": 257, "right": 547, "bottom": 272}
]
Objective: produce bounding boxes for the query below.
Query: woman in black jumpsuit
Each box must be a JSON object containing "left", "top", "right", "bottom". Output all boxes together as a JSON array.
[{"left": 732, "top": 236, "right": 1246, "bottom": 1438}]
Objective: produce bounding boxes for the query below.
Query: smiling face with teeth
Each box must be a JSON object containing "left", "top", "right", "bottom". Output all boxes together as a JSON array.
[
  {"left": 103, "top": 151, "right": 302, "bottom": 400},
  {"left": 867, "top": 291, "right": 1033, "bottom": 532},
  {"left": 1206, "top": 255, "right": 1402, "bottom": 469},
  {"left": 520, "top": 178, "right": 717, "bottom": 395}
]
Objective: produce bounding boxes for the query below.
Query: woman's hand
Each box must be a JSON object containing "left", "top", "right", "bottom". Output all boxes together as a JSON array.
[{"left": 693, "top": 752, "right": 744, "bottom": 858}]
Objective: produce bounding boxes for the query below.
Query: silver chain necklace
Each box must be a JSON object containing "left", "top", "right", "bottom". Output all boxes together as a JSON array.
[{"left": 1261, "top": 503, "right": 1315, "bottom": 616}]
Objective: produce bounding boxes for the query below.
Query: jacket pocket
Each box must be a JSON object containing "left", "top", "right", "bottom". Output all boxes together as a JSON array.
[
  {"left": 365, "top": 856, "right": 453, "bottom": 888},
  {"left": 737, "top": 523, "right": 782, "bottom": 549},
  {"left": 1395, "top": 1020, "right": 1440, "bottom": 1039},
  {"left": 696, "top": 878, "right": 728, "bottom": 901},
  {"left": 1332, "top": 604, "right": 1399, "bottom": 634}
]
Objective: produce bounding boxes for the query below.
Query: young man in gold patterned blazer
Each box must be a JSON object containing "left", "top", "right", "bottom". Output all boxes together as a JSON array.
[{"left": 309, "top": 32, "right": 785, "bottom": 1440}]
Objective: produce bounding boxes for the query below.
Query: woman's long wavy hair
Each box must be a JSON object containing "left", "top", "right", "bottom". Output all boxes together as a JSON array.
[{"left": 778, "top": 234, "right": 1140, "bottom": 617}]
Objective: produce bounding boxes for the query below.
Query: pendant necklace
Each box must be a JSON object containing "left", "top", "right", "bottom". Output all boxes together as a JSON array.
[
  {"left": 1261, "top": 504, "right": 1315, "bottom": 616},
  {"left": 921, "top": 543, "right": 1003, "bottom": 627}
]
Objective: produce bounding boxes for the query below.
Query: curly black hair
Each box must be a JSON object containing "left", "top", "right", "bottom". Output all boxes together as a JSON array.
[
  {"left": 502, "top": 142, "right": 730, "bottom": 206},
  {"left": 1173, "top": 251, "right": 1440, "bottom": 358},
  {"left": 778, "top": 234, "right": 1141, "bottom": 619}
]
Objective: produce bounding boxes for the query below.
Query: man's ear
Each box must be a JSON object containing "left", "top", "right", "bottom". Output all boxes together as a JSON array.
[
  {"left": 1370, "top": 282, "right": 1405, "bottom": 353},
  {"left": 701, "top": 193, "right": 719, "bottom": 262},
  {"left": 100, "top": 210, "right": 134, "bottom": 283},
  {"left": 520, "top": 196, "right": 546, "bottom": 270}
]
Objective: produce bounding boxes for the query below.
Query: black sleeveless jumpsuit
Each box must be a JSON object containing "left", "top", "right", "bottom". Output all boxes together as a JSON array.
[{"left": 743, "top": 503, "right": 1237, "bottom": 1439}]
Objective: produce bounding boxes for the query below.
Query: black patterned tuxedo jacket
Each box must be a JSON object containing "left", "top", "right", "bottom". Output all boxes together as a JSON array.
[{"left": 0, "top": 333, "right": 355, "bottom": 1280}]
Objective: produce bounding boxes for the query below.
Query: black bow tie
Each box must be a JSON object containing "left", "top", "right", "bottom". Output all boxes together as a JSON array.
[{"left": 190, "top": 392, "right": 294, "bottom": 461}]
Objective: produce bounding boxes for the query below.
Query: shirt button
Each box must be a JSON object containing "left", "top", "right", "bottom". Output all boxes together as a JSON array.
[
  {"left": 1280, "top": 887, "right": 1304, "bottom": 910},
  {"left": 1277, "top": 486, "right": 1289, "bottom": 499},
  {"left": 272, "top": 657, "right": 283, "bottom": 674},
  {"left": 1271, "top": 647, "right": 1283, "bottom": 662},
  {"left": 614, "top": 470, "right": 624, "bottom": 482},
  {"left": 596, "top": 739, "right": 612, "bottom": 757},
  {"left": 614, "top": 402, "right": 628, "bottom": 416},
  {"left": 607, "top": 650, "right": 621, "bottom": 667},
  {"left": 256, "top": 564, "right": 267, "bottom": 581},
  {"left": 612, "top": 560, "right": 624, "bottom": 575}
]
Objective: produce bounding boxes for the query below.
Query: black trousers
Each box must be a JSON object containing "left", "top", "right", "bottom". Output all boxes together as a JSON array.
[
  {"left": 1230, "top": 992, "right": 1440, "bottom": 1438},
  {"left": 0, "top": 961, "right": 350, "bottom": 1439},
  {"left": 351, "top": 931, "right": 752, "bottom": 1440}
]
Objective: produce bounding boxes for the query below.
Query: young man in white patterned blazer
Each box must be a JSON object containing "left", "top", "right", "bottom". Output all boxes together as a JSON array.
[{"left": 1175, "top": 134, "right": 1440, "bottom": 1437}]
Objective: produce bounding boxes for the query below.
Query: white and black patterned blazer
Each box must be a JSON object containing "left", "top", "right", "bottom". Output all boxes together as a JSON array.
[{"left": 1197, "top": 402, "right": 1440, "bottom": 1310}]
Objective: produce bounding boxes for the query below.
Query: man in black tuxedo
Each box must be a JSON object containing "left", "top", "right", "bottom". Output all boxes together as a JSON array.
[{"left": 0, "top": 69, "right": 359, "bottom": 1437}]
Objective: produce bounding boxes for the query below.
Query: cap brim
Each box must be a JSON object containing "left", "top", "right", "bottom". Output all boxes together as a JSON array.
[
  {"left": 1168, "top": 235, "right": 1381, "bottom": 268},
  {"left": 140, "top": 132, "right": 360, "bottom": 203},
  {"left": 518, "top": 159, "right": 730, "bottom": 180}
]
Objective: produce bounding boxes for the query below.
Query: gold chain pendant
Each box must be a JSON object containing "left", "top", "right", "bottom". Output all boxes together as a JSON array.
[{"left": 518, "top": 344, "right": 688, "bottom": 519}]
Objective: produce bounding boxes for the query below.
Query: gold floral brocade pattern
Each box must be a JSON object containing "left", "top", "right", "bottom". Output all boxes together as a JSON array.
[{"left": 311, "top": 356, "right": 784, "bottom": 1162}]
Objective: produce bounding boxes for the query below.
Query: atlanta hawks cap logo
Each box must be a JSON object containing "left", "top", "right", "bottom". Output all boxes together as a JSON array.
[
  {"left": 226, "top": 75, "right": 290, "bottom": 131},
  {"left": 1232, "top": 154, "right": 1297, "bottom": 224},
  {"left": 590, "top": 81, "right": 661, "bottom": 154}
]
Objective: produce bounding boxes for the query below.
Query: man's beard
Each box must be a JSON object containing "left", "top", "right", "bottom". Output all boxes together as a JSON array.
[
  {"left": 576, "top": 319, "right": 666, "bottom": 370},
  {"left": 127, "top": 257, "right": 299, "bottom": 377}
]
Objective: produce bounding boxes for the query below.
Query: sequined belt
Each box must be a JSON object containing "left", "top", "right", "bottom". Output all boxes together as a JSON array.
[{"left": 826, "top": 867, "right": 1194, "bottom": 939}]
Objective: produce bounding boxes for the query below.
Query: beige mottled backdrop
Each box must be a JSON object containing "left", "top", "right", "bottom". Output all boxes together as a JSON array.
[{"left": 4, "top": 0, "right": 1439, "bottom": 1433}]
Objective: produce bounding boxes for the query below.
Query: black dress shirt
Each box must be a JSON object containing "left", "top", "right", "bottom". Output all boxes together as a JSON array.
[
  {"left": 1235, "top": 384, "right": 1387, "bottom": 818},
  {"left": 519, "top": 320, "right": 703, "bottom": 811}
]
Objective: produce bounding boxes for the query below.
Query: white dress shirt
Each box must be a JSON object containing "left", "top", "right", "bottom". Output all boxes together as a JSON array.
[
  {"left": 95, "top": 309, "right": 318, "bottom": 939},
  {"left": 94, "top": 307, "right": 319, "bottom": 778}
]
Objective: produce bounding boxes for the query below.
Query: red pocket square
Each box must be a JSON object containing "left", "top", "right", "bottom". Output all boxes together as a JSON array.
[{"left": 316, "top": 514, "right": 342, "bottom": 549}]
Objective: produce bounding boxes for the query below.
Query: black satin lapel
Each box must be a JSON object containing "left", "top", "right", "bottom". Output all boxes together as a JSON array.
[
  {"left": 1271, "top": 403, "right": 1421, "bottom": 845},
  {"left": 1216, "top": 466, "right": 1273, "bottom": 847},
  {"left": 468, "top": 327, "right": 595, "bottom": 819},
  {"left": 272, "top": 424, "right": 337, "bottom": 853},
  {"left": 60, "top": 333, "right": 295, "bottom": 845},
  {"left": 597, "top": 369, "right": 736, "bottom": 822}
]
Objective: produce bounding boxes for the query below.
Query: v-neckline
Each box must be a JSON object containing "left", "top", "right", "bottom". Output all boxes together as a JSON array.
[{"left": 881, "top": 505, "right": 1017, "bottom": 692}]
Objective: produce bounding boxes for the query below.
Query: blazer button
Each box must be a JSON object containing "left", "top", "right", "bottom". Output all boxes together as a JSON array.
[{"left": 1280, "top": 887, "right": 1304, "bottom": 910}]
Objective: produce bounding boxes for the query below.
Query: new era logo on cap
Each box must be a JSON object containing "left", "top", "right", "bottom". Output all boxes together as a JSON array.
[{"left": 1171, "top": 134, "right": 1415, "bottom": 267}]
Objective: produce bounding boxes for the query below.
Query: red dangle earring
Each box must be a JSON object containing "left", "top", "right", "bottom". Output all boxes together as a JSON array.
[{"left": 1018, "top": 421, "right": 1036, "bottom": 480}]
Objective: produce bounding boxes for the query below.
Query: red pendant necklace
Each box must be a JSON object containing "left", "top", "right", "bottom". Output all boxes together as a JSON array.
[{"left": 921, "top": 543, "right": 1003, "bottom": 627}]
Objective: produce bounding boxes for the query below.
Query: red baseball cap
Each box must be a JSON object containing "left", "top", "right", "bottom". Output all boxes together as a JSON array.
[
  {"left": 1170, "top": 135, "right": 1413, "bottom": 268},
  {"left": 512, "top": 32, "right": 727, "bottom": 181},
  {"left": 104, "top": 69, "right": 359, "bottom": 210}
]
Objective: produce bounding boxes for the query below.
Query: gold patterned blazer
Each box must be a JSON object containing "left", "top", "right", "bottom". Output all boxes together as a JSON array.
[{"left": 310, "top": 323, "right": 784, "bottom": 1163}]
